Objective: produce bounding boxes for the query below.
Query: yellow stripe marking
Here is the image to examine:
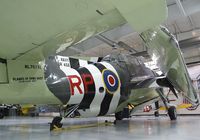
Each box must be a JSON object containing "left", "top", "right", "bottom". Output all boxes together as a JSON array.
[
  {"left": 159, "top": 104, "right": 192, "bottom": 110},
  {"left": 52, "top": 121, "right": 113, "bottom": 132}
]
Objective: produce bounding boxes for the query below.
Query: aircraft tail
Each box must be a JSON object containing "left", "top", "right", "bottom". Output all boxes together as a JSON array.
[{"left": 140, "top": 26, "right": 199, "bottom": 107}]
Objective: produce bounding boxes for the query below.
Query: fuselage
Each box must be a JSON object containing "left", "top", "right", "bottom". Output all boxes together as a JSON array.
[{"left": 45, "top": 54, "right": 159, "bottom": 117}]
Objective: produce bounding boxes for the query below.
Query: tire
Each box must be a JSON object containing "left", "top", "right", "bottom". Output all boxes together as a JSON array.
[
  {"left": 0, "top": 112, "right": 4, "bottom": 119},
  {"left": 168, "top": 106, "right": 177, "bottom": 120},
  {"left": 52, "top": 116, "right": 62, "bottom": 124},
  {"left": 115, "top": 111, "right": 123, "bottom": 120},
  {"left": 154, "top": 111, "right": 159, "bottom": 117},
  {"left": 50, "top": 116, "right": 63, "bottom": 131}
]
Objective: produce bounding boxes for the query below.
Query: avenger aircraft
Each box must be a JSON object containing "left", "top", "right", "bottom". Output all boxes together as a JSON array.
[{"left": 0, "top": 0, "right": 199, "bottom": 131}]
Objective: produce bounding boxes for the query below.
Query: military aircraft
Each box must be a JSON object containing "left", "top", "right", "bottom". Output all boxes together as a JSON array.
[{"left": 0, "top": 0, "right": 199, "bottom": 131}]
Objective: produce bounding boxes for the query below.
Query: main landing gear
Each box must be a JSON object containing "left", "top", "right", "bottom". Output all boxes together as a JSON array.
[
  {"left": 157, "top": 89, "right": 177, "bottom": 120},
  {"left": 114, "top": 107, "right": 131, "bottom": 124},
  {"left": 154, "top": 101, "right": 160, "bottom": 117},
  {"left": 50, "top": 116, "right": 63, "bottom": 131},
  {"left": 50, "top": 104, "right": 79, "bottom": 131},
  {"left": 168, "top": 106, "right": 177, "bottom": 120},
  {"left": 0, "top": 112, "right": 4, "bottom": 119}
]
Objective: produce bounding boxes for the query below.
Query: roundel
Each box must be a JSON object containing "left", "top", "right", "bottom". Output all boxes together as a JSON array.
[{"left": 102, "top": 69, "right": 120, "bottom": 94}]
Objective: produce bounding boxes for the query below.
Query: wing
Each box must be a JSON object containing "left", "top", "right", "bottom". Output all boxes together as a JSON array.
[
  {"left": 0, "top": 0, "right": 167, "bottom": 61},
  {"left": 140, "top": 26, "right": 199, "bottom": 106}
]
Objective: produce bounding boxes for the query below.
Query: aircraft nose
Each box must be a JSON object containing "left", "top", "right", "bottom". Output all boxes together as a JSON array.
[{"left": 46, "top": 73, "right": 71, "bottom": 104}]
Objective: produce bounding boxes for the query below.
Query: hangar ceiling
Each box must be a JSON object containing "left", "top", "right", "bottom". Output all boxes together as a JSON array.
[
  {"left": 60, "top": 0, "right": 200, "bottom": 65},
  {"left": 166, "top": 0, "right": 200, "bottom": 65}
]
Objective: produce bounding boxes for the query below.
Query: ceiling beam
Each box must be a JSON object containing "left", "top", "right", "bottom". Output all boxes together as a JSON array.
[
  {"left": 175, "top": 0, "right": 187, "bottom": 16},
  {"left": 175, "top": 0, "right": 195, "bottom": 30},
  {"left": 179, "top": 36, "right": 200, "bottom": 49}
]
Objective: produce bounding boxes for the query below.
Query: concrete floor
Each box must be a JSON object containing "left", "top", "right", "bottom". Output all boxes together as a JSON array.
[{"left": 0, "top": 116, "right": 199, "bottom": 140}]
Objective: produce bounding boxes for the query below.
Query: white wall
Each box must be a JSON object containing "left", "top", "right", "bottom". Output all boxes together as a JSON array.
[{"left": 188, "top": 65, "right": 200, "bottom": 79}]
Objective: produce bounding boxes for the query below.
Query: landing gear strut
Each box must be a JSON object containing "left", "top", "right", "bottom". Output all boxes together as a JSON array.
[
  {"left": 50, "top": 104, "right": 79, "bottom": 131},
  {"left": 157, "top": 89, "right": 177, "bottom": 120},
  {"left": 154, "top": 101, "right": 159, "bottom": 117}
]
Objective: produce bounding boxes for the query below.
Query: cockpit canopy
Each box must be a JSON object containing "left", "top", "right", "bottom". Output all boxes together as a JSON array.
[{"left": 102, "top": 53, "right": 155, "bottom": 82}]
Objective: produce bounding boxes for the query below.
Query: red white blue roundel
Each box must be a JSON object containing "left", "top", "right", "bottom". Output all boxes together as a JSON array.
[{"left": 102, "top": 69, "right": 119, "bottom": 94}]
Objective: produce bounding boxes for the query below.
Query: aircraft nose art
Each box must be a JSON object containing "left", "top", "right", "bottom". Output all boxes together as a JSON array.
[{"left": 44, "top": 56, "right": 71, "bottom": 104}]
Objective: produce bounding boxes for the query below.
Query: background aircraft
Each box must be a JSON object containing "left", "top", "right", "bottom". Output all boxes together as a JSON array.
[{"left": 0, "top": 0, "right": 199, "bottom": 131}]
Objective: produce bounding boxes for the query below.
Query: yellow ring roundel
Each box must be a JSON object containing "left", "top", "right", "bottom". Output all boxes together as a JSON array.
[{"left": 102, "top": 69, "right": 120, "bottom": 94}]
